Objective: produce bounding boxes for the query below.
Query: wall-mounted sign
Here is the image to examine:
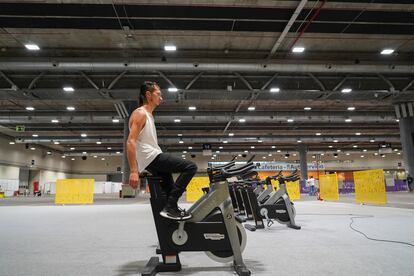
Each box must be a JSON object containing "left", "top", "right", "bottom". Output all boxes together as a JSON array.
[{"left": 209, "top": 161, "right": 325, "bottom": 171}]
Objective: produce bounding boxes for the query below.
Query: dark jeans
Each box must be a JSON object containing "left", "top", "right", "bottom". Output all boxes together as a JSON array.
[{"left": 146, "top": 153, "right": 197, "bottom": 207}]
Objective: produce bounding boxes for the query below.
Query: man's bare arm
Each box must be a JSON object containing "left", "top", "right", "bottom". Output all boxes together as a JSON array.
[{"left": 127, "top": 109, "right": 146, "bottom": 188}]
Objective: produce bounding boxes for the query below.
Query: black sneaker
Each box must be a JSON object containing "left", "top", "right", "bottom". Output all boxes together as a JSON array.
[{"left": 160, "top": 205, "right": 192, "bottom": 220}]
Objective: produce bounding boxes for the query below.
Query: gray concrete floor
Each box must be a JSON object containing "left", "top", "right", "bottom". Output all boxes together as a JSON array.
[{"left": 1, "top": 193, "right": 414, "bottom": 276}]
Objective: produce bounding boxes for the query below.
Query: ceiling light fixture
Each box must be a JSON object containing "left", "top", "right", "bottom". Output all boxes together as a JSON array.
[
  {"left": 270, "top": 87, "right": 280, "bottom": 93},
  {"left": 168, "top": 87, "right": 178, "bottom": 92},
  {"left": 63, "top": 86, "right": 74, "bottom": 92},
  {"left": 25, "top": 44, "right": 40, "bottom": 51},
  {"left": 292, "top": 47, "right": 305, "bottom": 53},
  {"left": 381, "top": 49, "right": 394, "bottom": 55},
  {"left": 341, "top": 88, "right": 352, "bottom": 93},
  {"left": 164, "top": 45, "right": 177, "bottom": 51}
]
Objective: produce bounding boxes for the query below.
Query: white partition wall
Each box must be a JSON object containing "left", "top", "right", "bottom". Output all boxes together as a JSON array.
[{"left": 0, "top": 179, "right": 19, "bottom": 197}]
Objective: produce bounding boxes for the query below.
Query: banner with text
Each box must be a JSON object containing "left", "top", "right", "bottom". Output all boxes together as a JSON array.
[
  {"left": 55, "top": 179, "right": 94, "bottom": 205},
  {"left": 210, "top": 161, "right": 324, "bottom": 171},
  {"left": 353, "top": 169, "right": 387, "bottom": 205},
  {"left": 186, "top": 176, "right": 210, "bottom": 202},
  {"left": 320, "top": 173, "right": 339, "bottom": 201}
]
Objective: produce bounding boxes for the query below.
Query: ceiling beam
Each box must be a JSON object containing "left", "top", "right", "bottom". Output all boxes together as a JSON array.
[
  {"left": 108, "top": 70, "right": 127, "bottom": 90},
  {"left": 1, "top": 61, "right": 413, "bottom": 74},
  {"left": 27, "top": 72, "right": 45, "bottom": 90},
  {"left": 377, "top": 74, "right": 396, "bottom": 93},
  {"left": 0, "top": 70, "right": 19, "bottom": 90},
  {"left": 308, "top": 73, "right": 326, "bottom": 91},
  {"left": 266, "top": 0, "right": 308, "bottom": 59},
  {"left": 80, "top": 71, "right": 100, "bottom": 90},
  {"left": 185, "top": 72, "right": 204, "bottom": 90}
]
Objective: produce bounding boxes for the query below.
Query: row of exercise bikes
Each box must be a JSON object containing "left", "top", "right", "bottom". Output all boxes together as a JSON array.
[{"left": 142, "top": 156, "right": 301, "bottom": 276}]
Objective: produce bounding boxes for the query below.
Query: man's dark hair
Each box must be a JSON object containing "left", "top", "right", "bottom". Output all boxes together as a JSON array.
[{"left": 139, "top": 81, "right": 159, "bottom": 106}]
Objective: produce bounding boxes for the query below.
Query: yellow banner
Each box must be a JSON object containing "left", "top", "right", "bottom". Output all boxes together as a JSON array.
[
  {"left": 320, "top": 173, "right": 339, "bottom": 201},
  {"left": 185, "top": 176, "right": 210, "bottom": 202},
  {"left": 55, "top": 179, "right": 94, "bottom": 204},
  {"left": 270, "top": 179, "right": 279, "bottom": 191},
  {"left": 353, "top": 169, "right": 387, "bottom": 205},
  {"left": 271, "top": 179, "right": 300, "bottom": 201},
  {"left": 286, "top": 180, "right": 300, "bottom": 201}
]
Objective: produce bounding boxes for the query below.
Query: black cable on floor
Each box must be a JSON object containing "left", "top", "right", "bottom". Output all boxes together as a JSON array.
[
  {"left": 349, "top": 215, "right": 414, "bottom": 248},
  {"left": 299, "top": 213, "right": 414, "bottom": 248}
]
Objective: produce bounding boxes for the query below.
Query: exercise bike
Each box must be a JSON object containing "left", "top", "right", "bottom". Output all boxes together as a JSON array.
[
  {"left": 244, "top": 170, "right": 301, "bottom": 231},
  {"left": 142, "top": 161, "right": 254, "bottom": 276}
]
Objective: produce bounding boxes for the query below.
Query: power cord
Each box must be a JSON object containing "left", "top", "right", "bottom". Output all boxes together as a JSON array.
[
  {"left": 299, "top": 213, "right": 414, "bottom": 248},
  {"left": 349, "top": 215, "right": 414, "bottom": 248}
]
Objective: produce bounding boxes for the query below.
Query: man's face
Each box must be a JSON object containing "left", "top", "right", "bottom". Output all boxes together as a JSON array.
[{"left": 147, "top": 86, "right": 163, "bottom": 106}]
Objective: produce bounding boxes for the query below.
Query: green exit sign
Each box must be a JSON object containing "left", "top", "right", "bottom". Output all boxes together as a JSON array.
[{"left": 15, "top": 125, "right": 25, "bottom": 132}]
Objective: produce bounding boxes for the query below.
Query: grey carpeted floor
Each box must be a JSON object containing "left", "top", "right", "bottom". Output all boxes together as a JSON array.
[{"left": 1, "top": 197, "right": 413, "bottom": 276}]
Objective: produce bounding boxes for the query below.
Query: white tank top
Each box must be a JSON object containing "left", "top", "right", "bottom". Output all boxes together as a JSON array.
[{"left": 133, "top": 107, "right": 162, "bottom": 173}]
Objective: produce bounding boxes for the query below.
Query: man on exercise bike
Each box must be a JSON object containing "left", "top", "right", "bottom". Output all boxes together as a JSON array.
[{"left": 127, "top": 81, "right": 197, "bottom": 220}]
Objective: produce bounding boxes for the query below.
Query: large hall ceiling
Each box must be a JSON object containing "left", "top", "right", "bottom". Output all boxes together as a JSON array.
[{"left": 0, "top": 0, "right": 413, "bottom": 159}]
